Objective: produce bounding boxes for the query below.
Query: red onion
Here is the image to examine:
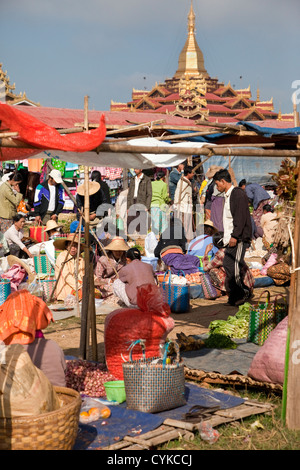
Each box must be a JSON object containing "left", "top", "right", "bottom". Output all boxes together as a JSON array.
[{"left": 65, "top": 359, "right": 116, "bottom": 397}]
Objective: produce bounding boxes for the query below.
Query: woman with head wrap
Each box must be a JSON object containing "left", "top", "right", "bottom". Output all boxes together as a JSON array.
[
  {"left": 154, "top": 217, "right": 200, "bottom": 274},
  {"left": 0, "top": 290, "right": 66, "bottom": 387}
]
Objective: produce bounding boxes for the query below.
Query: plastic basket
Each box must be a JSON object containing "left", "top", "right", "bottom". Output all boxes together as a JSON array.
[
  {"left": 34, "top": 255, "right": 54, "bottom": 276},
  {"left": 0, "top": 280, "right": 11, "bottom": 306},
  {"left": 196, "top": 255, "right": 211, "bottom": 273},
  {"left": 39, "top": 278, "right": 56, "bottom": 303},
  {"left": 161, "top": 270, "right": 190, "bottom": 313},
  {"left": 104, "top": 380, "right": 126, "bottom": 403}
]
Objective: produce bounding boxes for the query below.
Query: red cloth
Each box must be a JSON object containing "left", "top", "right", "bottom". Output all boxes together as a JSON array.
[
  {"left": 0, "top": 102, "right": 106, "bottom": 152},
  {"left": 104, "top": 284, "right": 174, "bottom": 380}
]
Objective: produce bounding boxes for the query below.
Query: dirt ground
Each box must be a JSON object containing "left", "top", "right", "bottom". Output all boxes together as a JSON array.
[{"left": 44, "top": 284, "right": 289, "bottom": 363}]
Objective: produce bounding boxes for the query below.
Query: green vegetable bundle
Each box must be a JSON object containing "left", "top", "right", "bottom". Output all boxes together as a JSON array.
[
  {"left": 208, "top": 303, "right": 251, "bottom": 340},
  {"left": 204, "top": 333, "right": 237, "bottom": 350}
]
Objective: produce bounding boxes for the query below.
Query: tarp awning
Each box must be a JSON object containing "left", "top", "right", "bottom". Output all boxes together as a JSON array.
[
  {"left": 0, "top": 102, "right": 106, "bottom": 153},
  {"left": 237, "top": 121, "right": 300, "bottom": 137}
]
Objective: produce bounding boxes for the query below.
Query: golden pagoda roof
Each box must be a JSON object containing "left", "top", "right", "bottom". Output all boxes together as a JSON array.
[
  {"left": 174, "top": 1, "right": 208, "bottom": 79},
  {"left": 0, "top": 62, "right": 39, "bottom": 106}
]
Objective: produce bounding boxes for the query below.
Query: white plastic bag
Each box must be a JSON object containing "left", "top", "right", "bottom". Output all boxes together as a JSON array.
[{"left": 144, "top": 231, "right": 158, "bottom": 257}]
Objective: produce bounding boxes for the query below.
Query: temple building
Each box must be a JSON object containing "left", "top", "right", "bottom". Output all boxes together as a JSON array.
[
  {"left": 110, "top": 1, "right": 293, "bottom": 124},
  {"left": 0, "top": 62, "right": 39, "bottom": 106}
]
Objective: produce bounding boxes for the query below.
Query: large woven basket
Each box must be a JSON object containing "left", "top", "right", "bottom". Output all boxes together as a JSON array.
[{"left": 0, "top": 386, "right": 81, "bottom": 450}]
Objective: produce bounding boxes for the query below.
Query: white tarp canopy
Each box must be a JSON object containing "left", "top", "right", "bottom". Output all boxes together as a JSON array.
[{"left": 32, "top": 138, "right": 215, "bottom": 169}]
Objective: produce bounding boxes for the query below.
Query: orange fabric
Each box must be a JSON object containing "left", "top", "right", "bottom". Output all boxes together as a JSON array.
[
  {"left": 27, "top": 158, "right": 43, "bottom": 172},
  {"left": 0, "top": 290, "right": 54, "bottom": 345},
  {"left": 161, "top": 247, "right": 184, "bottom": 257}
]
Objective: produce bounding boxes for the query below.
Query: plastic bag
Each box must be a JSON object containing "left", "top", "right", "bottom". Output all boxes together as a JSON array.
[
  {"left": 0, "top": 344, "right": 60, "bottom": 418},
  {"left": 27, "top": 280, "right": 43, "bottom": 298},
  {"left": 199, "top": 422, "right": 220, "bottom": 444},
  {"left": 79, "top": 397, "right": 111, "bottom": 424},
  {"left": 144, "top": 231, "right": 158, "bottom": 257},
  {"left": 248, "top": 316, "right": 288, "bottom": 384},
  {"left": 64, "top": 294, "right": 76, "bottom": 308}
]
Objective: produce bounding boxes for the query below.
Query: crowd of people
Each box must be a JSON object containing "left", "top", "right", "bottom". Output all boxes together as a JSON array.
[
  {"left": 0, "top": 163, "right": 285, "bottom": 307},
  {"left": 0, "top": 161, "right": 289, "bottom": 391}
]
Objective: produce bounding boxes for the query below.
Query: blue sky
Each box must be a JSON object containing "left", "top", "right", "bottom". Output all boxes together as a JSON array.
[{"left": 0, "top": 0, "right": 299, "bottom": 115}]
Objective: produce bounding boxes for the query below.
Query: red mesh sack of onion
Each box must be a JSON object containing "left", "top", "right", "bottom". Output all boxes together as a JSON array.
[{"left": 65, "top": 359, "right": 116, "bottom": 397}]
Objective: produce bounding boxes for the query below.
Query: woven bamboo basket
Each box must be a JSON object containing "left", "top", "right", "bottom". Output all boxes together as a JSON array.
[{"left": 0, "top": 386, "right": 81, "bottom": 450}]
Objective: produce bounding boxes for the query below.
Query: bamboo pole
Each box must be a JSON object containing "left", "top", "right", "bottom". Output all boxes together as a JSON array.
[
  {"left": 94, "top": 142, "right": 300, "bottom": 158},
  {"left": 2, "top": 138, "right": 300, "bottom": 158},
  {"left": 79, "top": 95, "right": 98, "bottom": 361},
  {"left": 75, "top": 215, "right": 83, "bottom": 316},
  {"left": 285, "top": 158, "right": 300, "bottom": 429}
]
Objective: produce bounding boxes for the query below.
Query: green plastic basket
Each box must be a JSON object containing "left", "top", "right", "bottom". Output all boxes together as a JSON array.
[{"left": 104, "top": 380, "right": 126, "bottom": 403}]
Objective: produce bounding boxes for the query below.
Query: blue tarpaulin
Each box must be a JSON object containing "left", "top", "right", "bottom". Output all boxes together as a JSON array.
[
  {"left": 237, "top": 121, "right": 300, "bottom": 138},
  {"left": 73, "top": 382, "right": 244, "bottom": 450},
  {"left": 166, "top": 123, "right": 298, "bottom": 185}
]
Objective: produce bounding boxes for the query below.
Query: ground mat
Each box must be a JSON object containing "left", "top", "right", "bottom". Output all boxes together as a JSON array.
[{"left": 181, "top": 339, "right": 260, "bottom": 376}]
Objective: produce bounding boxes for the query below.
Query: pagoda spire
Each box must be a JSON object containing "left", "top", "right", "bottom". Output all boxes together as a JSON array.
[{"left": 174, "top": 1, "right": 208, "bottom": 79}]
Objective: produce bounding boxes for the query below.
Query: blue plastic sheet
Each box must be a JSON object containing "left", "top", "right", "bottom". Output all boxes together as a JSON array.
[{"left": 73, "top": 383, "right": 244, "bottom": 449}]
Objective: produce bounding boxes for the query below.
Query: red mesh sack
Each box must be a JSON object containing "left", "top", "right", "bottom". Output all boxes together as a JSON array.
[{"left": 104, "top": 284, "right": 174, "bottom": 380}]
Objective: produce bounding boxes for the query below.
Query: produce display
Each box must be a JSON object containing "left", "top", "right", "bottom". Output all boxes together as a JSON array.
[
  {"left": 65, "top": 359, "right": 116, "bottom": 397},
  {"left": 184, "top": 272, "right": 202, "bottom": 284},
  {"left": 204, "top": 303, "right": 251, "bottom": 349}
]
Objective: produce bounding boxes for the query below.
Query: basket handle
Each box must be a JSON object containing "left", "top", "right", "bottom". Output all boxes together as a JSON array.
[
  {"left": 176, "top": 270, "right": 186, "bottom": 278},
  {"left": 274, "top": 294, "right": 287, "bottom": 307},
  {"left": 163, "top": 269, "right": 171, "bottom": 283},
  {"left": 127, "top": 339, "right": 146, "bottom": 362},
  {"left": 258, "top": 290, "right": 271, "bottom": 305}
]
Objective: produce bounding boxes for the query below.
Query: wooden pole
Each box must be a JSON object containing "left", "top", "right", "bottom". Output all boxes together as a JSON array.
[
  {"left": 2, "top": 138, "right": 300, "bottom": 158},
  {"left": 285, "top": 158, "right": 300, "bottom": 429},
  {"left": 79, "top": 95, "right": 98, "bottom": 361}
]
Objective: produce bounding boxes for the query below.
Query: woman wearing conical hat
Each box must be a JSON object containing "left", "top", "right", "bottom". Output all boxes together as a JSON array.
[
  {"left": 95, "top": 236, "right": 129, "bottom": 299},
  {"left": 54, "top": 234, "right": 85, "bottom": 301}
]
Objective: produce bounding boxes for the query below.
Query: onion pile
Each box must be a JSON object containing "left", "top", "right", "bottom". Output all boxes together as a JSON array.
[{"left": 65, "top": 359, "right": 116, "bottom": 397}]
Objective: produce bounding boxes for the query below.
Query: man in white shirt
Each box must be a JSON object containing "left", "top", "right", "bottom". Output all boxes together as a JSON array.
[
  {"left": 213, "top": 169, "right": 253, "bottom": 306},
  {"left": 4, "top": 214, "right": 33, "bottom": 259},
  {"left": 33, "top": 169, "right": 65, "bottom": 224}
]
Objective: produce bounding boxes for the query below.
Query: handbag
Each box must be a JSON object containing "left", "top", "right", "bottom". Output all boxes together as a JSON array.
[
  {"left": 248, "top": 290, "right": 288, "bottom": 345},
  {"left": 161, "top": 269, "right": 190, "bottom": 313},
  {"left": 200, "top": 272, "right": 219, "bottom": 300},
  {"left": 122, "top": 339, "right": 186, "bottom": 413},
  {"left": 33, "top": 243, "right": 54, "bottom": 277},
  {"left": 39, "top": 278, "right": 56, "bottom": 303},
  {"left": 29, "top": 225, "right": 49, "bottom": 243}
]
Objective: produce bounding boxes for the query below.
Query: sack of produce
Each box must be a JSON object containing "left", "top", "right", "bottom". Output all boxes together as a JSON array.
[
  {"left": 247, "top": 316, "right": 288, "bottom": 385},
  {"left": 105, "top": 284, "right": 174, "bottom": 380},
  {"left": 0, "top": 344, "right": 60, "bottom": 418}
]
